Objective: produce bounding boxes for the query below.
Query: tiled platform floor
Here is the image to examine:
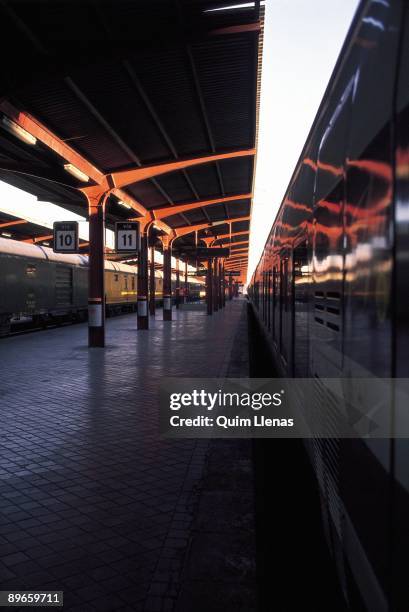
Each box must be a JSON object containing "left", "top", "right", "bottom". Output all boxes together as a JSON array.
[{"left": 0, "top": 299, "right": 249, "bottom": 611}]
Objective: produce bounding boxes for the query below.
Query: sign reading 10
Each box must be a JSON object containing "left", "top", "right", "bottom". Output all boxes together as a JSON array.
[{"left": 53, "top": 221, "right": 79, "bottom": 253}]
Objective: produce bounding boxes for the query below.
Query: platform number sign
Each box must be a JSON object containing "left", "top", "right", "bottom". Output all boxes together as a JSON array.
[
  {"left": 115, "top": 221, "right": 140, "bottom": 253},
  {"left": 53, "top": 221, "right": 79, "bottom": 253}
]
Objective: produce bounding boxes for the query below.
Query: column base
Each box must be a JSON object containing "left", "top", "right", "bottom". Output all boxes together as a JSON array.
[
  {"left": 88, "top": 326, "right": 105, "bottom": 347},
  {"left": 137, "top": 316, "right": 149, "bottom": 330}
]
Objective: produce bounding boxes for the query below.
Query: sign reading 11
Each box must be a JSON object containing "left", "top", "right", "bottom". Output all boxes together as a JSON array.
[{"left": 115, "top": 222, "right": 140, "bottom": 253}]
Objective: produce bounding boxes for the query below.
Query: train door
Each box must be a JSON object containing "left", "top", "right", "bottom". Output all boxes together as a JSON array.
[{"left": 293, "top": 238, "right": 310, "bottom": 376}]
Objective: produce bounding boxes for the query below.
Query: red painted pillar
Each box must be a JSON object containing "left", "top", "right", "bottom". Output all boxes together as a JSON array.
[
  {"left": 218, "top": 260, "right": 223, "bottom": 309},
  {"left": 213, "top": 258, "right": 219, "bottom": 312},
  {"left": 137, "top": 232, "right": 149, "bottom": 330},
  {"left": 149, "top": 245, "right": 156, "bottom": 316},
  {"left": 206, "top": 258, "right": 213, "bottom": 316},
  {"left": 228, "top": 275, "right": 233, "bottom": 300},
  {"left": 220, "top": 261, "right": 225, "bottom": 308},
  {"left": 176, "top": 258, "right": 180, "bottom": 309},
  {"left": 184, "top": 260, "right": 188, "bottom": 303},
  {"left": 87, "top": 191, "right": 107, "bottom": 347},
  {"left": 163, "top": 240, "right": 172, "bottom": 321}
]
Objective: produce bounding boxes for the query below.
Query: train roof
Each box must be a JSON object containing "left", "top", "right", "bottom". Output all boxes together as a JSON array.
[
  {"left": 0, "top": 237, "right": 138, "bottom": 274},
  {"left": 0, "top": 237, "right": 207, "bottom": 282}
]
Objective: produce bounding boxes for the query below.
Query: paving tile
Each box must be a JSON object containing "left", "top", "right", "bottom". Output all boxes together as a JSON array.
[
  {"left": 0, "top": 301, "right": 247, "bottom": 610},
  {"left": 2, "top": 551, "right": 30, "bottom": 566}
]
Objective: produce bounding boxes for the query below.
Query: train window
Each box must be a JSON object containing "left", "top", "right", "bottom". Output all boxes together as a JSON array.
[
  {"left": 262, "top": 272, "right": 266, "bottom": 322},
  {"left": 267, "top": 270, "right": 272, "bottom": 331},
  {"left": 114, "top": 274, "right": 119, "bottom": 282},
  {"left": 281, "top": 258, "right": 291, "bottom": 313},
  {"left": 280, "top": 253, "right": 293, "bottom": 364},
  {"left": 26, "top": 265, "right": 36, "bottom": 277},
  {"left": 124, "top": 275, "right": 128, "bottom": 290},
  {"left": 131, "top": 276, "right": 135, "bottom": 290},
  {"left": 293, "top": 240, "right": 310, "bottom": 376},
  {"left": 272, "top": 266, "right": 278, "bottom": 342},
  {"left": 279, "top": 259, "right": 286, "bottom": 353}
]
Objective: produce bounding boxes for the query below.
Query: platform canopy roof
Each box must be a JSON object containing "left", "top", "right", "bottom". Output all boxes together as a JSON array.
[
  {"left": 0, "top": 210, "right": 63, "bottom": 245},
  {"left": 0, "top": 0, "right": 263, "bottom": 278}
]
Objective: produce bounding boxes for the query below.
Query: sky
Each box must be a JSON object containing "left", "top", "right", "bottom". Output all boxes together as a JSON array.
[
  {"left": 248, "top": 0, "right": 360, "bottom": 282},
  {"left": 0, "top": 0, "right": 360, "bottom": 274},
  {"left": 0, "top": 181, "right": 116, "bottom": 248}
]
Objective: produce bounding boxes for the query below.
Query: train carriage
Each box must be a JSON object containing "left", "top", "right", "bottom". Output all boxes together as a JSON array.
[
  {"left": 0, "top": 237, "right": 203, "bottom": 335},
  {"left": 248, "top": 1, "right": 409, "bottom": 609}
]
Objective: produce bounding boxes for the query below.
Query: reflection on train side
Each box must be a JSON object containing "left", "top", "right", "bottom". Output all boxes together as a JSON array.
[{"left": 248, "top": 0, "right": 409, "bottom": 609}]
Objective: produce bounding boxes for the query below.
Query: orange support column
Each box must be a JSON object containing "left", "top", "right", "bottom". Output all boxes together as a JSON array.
[
  {"left": 176, "top": 258, "right": 180, "bottom": 309},
  {"left": 220, "top": 261, "right": 224, "bottom": 308},
  {"left": 149, "top": 245, "right": 156, "bottom": 317},
  {"left": 184, "top": 260, "right": 188, "bottom": 303},
  {"left": 228, "top": 275, "right": 233, "bottom": 300},
  {"left": 206, "top": 258, "right": 213, "bottom": 316},
  {"left": 213, "top": 258, "right": 219, "bottom": 312},
  {"left": 137, "top": 232, "right": 149, "bottom": 330},
  {"left": 163, "top": 237, "right": 172, "bottom": 321},
  {"left": 86, "top": 191, "right": 108, "bottom": 348},
  {"left": 218, "top": 260, "right": 223, "bottom": 309},
  {"left": 221, "top": 262, "right": 226, "bottom": 308}
]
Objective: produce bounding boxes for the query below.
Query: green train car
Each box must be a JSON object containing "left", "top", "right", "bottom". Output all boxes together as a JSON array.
[{"left": 0, "top": 237, "right": 202, "bottom": 335}]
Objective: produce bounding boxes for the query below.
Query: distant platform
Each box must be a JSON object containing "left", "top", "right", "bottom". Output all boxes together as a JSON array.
[{"left": 178, "top": 302, "right": 206, "bottom": 311}]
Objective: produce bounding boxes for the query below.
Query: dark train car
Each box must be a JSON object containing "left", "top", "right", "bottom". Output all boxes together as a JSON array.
[
  {"left": 0, "top": 238, "right": 204, "bottom": 335},
  {"left": 0, "top": 237, "right": 138, "bottom": 333},
  {"left": 248, "top": 1, "right": 409, "bottom": 610}
]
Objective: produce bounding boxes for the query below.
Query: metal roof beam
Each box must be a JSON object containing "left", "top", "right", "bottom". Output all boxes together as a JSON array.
[
  {"left": 22, "top": 234, "right": 53, "bottom": 243},
  {"left": 212, "top": 230, "right": 249, "bottom": 242},
  {"left": 220, "top": 239, "right": 249, "bottom": 247},
  {"left": 172, "top": 214, "right": 250, "bottom": 240},
  {"left": 111, "top": 149, "right": 255, "bottom": 189},
  {"left": 0, "top": 100, "right": 104, "bottom": 184},
  {"left": 63, "top": 78, "right": 181, "bottom": 214},
  {"left": 0, "top": 219, "right": 27, "bottom": 229},
  {"left": 0, "top": 16, "right": 262, "bottom": 90},
  {"left": 151, "top": 193, "right": 250, "bottom": 220},
  {"left": 0, "top": 100, "right": 175, "bottom": 234},
  {"left": 123, "top": 59, "right": 201, "bottom": 205},
  {"left": 185, "top": 44, "right": 226, "bottom": 210}
]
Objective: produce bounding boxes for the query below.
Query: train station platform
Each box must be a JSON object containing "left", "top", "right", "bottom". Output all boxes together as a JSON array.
[{"left": 0, "top": 299, "right": 255, "bottom": 612}]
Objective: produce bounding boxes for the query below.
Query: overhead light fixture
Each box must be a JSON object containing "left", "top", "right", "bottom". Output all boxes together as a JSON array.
[
  {"left": 118, "top": 200, "right": 132, "bottom": 209},
  {"left": 1, "top": 232, "right": 12, "bottom": 238},
  {"left": 204, "top": 1, "right": 265, "bottom": 13},
  {"left": 42, "top": 241, "right": 50, "bottom": 246},
  {"left": 63, "top": 163, "right": 89, "bottom": 182},
  {"left": 2, "top": 116, "right": 37, "bottom": 145},
  {"left": 211, "top": 220, "right": 227, "bottom": 227}
]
